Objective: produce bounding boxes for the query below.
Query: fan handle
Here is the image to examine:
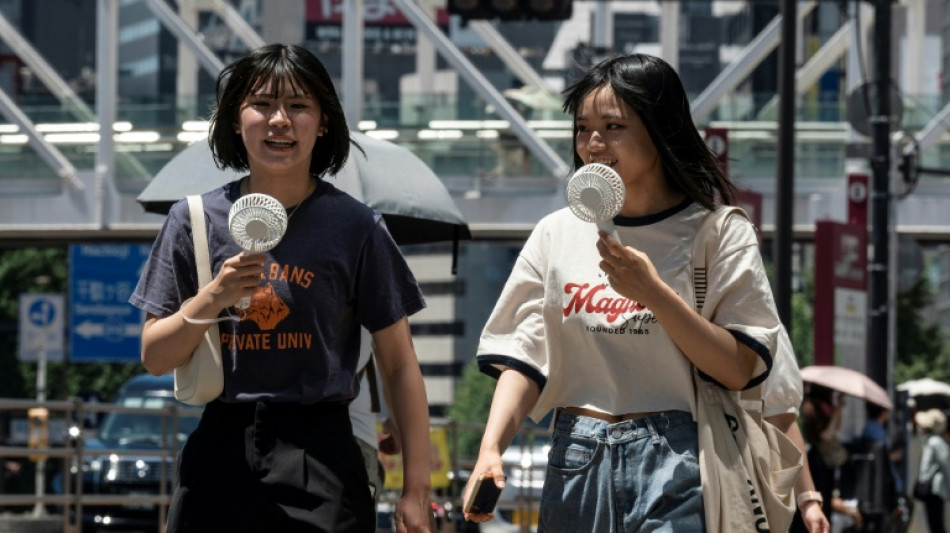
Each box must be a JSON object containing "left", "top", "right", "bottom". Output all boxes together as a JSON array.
[
  {"left": 597, "top": 219, "right": 619, "bottom": 241},
  {"left": 228, "top": 194, "right": 288, "bottom": 309},
  {"left": 235, "top": 258, "right": 254, "bottom": 310}
]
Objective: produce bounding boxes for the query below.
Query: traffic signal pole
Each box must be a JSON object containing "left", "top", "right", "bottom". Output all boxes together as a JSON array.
[
  {"left": 774, "top": 0, "right": 797, "bottom": 329},
  {"left": 868, "top": 0, "right": 892, "bottom": 392}
]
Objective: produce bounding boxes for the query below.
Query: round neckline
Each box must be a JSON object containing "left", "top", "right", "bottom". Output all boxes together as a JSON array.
[
  {"left": 238, "top": 175, "right": 319, "bottom": 210},
  {"left": 613, "top": 197, "right": 693, "bottom": 227}
]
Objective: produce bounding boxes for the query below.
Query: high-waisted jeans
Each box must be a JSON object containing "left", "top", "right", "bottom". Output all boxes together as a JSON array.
[{"left": 539, "top": 409, "right": 704, "bottom": 532}]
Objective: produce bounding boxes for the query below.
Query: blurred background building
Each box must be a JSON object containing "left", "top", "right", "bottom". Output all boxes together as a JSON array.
[{"left": 2, "top": 0, "right": 950, "bottom": 416}]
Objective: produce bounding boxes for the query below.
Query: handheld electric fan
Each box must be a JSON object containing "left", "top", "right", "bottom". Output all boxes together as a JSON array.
[
  {"left": 228, "top": 193, "right": 288, "bottom": 309},
  {"left": 566, "top": 163, "right": 626, "bottom": 239}
]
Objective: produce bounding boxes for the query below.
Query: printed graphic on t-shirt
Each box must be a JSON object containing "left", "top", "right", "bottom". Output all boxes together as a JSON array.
[
  {"left": 218, "top": 260, "right": 316, "bottom": 350},
  {"left": 562, "top": 281, "right": 657, "bottom": 335},
  {"left": 242, "top": 282, "right": 289, "bottom": 330}
]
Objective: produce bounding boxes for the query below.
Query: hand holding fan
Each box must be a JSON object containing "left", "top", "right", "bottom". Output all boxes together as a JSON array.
[
  {"left": 566, "top": 163, "right": 626, "bottom": 240},
  {"left": 228, "top": 193, "right": 288, "bottom": 309}
]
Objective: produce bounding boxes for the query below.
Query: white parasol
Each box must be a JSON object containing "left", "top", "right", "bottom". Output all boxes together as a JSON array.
[{"left": 801, "top": 365, "right": 893, "bottom": 410}]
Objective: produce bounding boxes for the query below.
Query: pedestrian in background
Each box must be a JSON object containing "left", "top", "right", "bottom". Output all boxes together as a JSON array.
[
  {"left": 915, "top": 408, "right": 950, "bottom": 533},
  {"left": 130, "top": 43, "right": 432, "bottom": 532},
  {"left": 797, "top": 388, "right": 864, "bottom": 533},
  {"left": 858, "top": 401, "right": 907, "bottom": 530},
  {"left": 764, "top": 336, "right": 830, "bottom": 533},
  {"left": 350, "top": 329, "right": 385, "bottom": 503},
  {"left": 463, "top": 53, "right": 794, "bottom": 531}
]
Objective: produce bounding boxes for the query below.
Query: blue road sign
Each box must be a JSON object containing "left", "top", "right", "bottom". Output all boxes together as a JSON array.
[
  {"left": 19, "top": 293, "right": 65, "bottom": 362},
  {"left": 29, "top": 298, "right": 56, "bottom": 326},
  {"left": 69, "top": 244, "right": 152, "bottom": 362}
]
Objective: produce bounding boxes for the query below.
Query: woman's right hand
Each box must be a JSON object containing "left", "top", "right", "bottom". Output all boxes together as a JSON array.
[
  {"left": 141, "top": 250, "right": 265, "bottom": 375},
  {"left": 461, "top": 453, "right": 506, "bottom": 523},
  {"left": 210, "top": 252, "right": 266, "bottom": 308}
]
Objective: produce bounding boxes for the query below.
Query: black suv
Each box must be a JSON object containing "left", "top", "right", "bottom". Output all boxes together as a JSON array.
[{"left": 73, "top": 373, "right": 201, "bottom": 532}]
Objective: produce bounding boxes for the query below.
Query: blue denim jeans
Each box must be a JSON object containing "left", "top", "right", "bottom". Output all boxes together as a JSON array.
[{"left": 538, "top": 409, "right": 704, "bottom": 532}]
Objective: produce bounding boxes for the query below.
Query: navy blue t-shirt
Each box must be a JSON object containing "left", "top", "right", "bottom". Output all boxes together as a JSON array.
[{"left": 130, "top": 179, "right": 426, "bottom": 404}]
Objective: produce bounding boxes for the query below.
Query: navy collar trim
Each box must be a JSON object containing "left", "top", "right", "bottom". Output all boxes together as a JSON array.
[{"left": 613, "top": 197, "right": 693, "bottom": 227}]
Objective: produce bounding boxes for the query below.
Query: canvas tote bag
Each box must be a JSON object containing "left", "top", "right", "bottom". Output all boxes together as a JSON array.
[
  {"left": 691, "top": 206, "right": 803, "bottom": 533},
  {"left": 173, "top": 195, "right": 224, "bottom": 405}
]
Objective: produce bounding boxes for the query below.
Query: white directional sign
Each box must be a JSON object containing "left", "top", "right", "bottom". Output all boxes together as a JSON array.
[
  {"left": 18, "top": 293, "right": 65, "bottom": 362},
  {"left": 73, "top": 320, "right": 142, "bottom": 341}
]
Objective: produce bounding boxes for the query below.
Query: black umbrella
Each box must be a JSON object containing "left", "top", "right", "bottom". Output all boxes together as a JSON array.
[{"left": 137, "top": 131, "right": 472, "bottom": 247}]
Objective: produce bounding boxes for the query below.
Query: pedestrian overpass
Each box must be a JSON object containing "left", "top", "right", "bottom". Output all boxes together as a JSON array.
[{"left": 1, "top": 0, "right": 950, "bottom": 244}]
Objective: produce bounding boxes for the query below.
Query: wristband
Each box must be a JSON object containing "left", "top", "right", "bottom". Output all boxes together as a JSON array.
[{"left": 797, "top": 490, "right": 823, "bottom": 509}]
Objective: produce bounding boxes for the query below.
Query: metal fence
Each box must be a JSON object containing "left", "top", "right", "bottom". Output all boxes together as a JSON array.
[
  {"left": 0, "top": 397, "right": 198, "bottom": 533},
  {"left": 0, "top": 398, "right": 546, "bottom": 533}
]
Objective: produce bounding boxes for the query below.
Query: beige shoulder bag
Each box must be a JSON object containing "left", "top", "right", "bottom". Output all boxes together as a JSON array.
[
  {"left": 173, "top": 195, "right": 224, "bottom": 405},
  {"left": 691, "top": 205, "right": 803, "bottom": 533}
]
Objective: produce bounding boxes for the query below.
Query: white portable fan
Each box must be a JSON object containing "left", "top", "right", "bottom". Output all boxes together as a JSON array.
[
  {"left": 228, "top": 193, "right": 288, "bottom": 309},
  {"left": 566, "top": 163, "right": 626, "bottom": 239}
]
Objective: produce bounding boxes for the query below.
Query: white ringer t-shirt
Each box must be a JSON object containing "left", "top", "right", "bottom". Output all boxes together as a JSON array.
[{"left": 477, "top": 200, "right": 798, "bottom": 424}]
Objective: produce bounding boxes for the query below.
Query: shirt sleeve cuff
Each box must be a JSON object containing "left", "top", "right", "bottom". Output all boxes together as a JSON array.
[
  {"left": 477, "top": 354, "right": 547, "bottom": 391},
  {"left": 697, "top": 329, "right": 773, "bottom": 390}
]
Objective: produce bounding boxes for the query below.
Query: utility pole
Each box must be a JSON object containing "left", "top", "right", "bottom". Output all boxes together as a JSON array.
[
  {"left": 775, "top": 0, "right": 797, "bottom": 327},
  {"left": 867, "top": 0, "right": 892, "bottom": 391}
]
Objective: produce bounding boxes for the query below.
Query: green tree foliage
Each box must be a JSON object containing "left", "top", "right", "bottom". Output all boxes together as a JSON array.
[
  {"left": 762, "top": 254, "right": 815, "bottom": 367},
  {"left": 446, "top": 359, "right": 495, "bottom": 458},
  {"left": 0, "top": 247, "right": 68, "bottom": 398},
  {"left": 894, "top": 276, "right": 950, "bottom": 384},
  {"left": 772, "top": 252, "right": 949, "bottom": 382},
  {"left": 790, "top": 267, "right": 815, "bottom": 368},
  {"left": 0, "top": 247, "right": 142, "bottom": 402},
  {"left": 767, "top": 250, "right": 950, "bottom": 386}
]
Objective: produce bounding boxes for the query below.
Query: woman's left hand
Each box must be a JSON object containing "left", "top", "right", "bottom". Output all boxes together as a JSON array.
[
  {"left": 800, "top": 500, "right": 830, "bottom": 533},
  {"left": 392, "top": 489, "right": 432, "bottom": 533},
  {"left": 596, "top": 231, "right": 663, "bottom": 306}
]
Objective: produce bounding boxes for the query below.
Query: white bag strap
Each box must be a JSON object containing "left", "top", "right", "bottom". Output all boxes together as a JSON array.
[
  {"left": 690, "top": 205, "right": 748, "bottom": 315},
  {"left": 187, "top": 195, "right": 213, "bottom": 288},
  {"left": 690, "top": 205, "right": 763, "bottom": 406}
]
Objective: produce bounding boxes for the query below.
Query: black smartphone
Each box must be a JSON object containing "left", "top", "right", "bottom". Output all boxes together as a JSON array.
[{"left": 464, "top": 475, "right": 503, "bottom": 514}]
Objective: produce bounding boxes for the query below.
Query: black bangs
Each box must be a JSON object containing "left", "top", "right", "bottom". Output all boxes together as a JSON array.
[
  {"left": 209, "top": 43, "right": 351, "bottom": 177},
  {"left": 246, "top": 65, "right": 310, "bottom": 99}
]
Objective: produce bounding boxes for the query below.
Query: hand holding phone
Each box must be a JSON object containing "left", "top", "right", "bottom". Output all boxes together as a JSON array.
[{"left": 463, "top": 475, "right": 504, "bottom": 515}]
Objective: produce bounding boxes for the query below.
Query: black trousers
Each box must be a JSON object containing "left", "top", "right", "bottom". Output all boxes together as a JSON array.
[
  {"left": 166, "top": 400, "right": 375, "bottom": 533},
  {"left": 924, "top": 494, "right": 946, "bottom": 533}
]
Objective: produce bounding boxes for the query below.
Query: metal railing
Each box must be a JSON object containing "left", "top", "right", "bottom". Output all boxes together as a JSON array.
[
  {"left": 6, "top": 91, "right": 950, "bottom": 184},
  {"left": 0, "top": 399, "right": 546, "bottom": 533},
  {"left": 0, "top": 397, "right": 199, "bottom": 533}
]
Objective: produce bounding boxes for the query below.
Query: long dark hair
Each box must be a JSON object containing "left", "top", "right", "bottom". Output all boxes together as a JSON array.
[
  {"left": 562, "top": 54, "right": 735, "bottom": 209},
  {"left": 208, "top": 43, "right": 356, "bottom": 178}
]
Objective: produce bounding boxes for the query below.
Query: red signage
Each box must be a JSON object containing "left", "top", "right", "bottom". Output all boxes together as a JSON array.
[
  {"left": 847, "top": 173, "right": 869, "bottom": 228},
  {"left": 814, "top": 220, "right": 868, "bottom": 365}
]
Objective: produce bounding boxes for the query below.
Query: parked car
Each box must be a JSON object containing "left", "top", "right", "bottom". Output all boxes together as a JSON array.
[{"left": 67, "top": 373, "right": 202, "bottom": 532}]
